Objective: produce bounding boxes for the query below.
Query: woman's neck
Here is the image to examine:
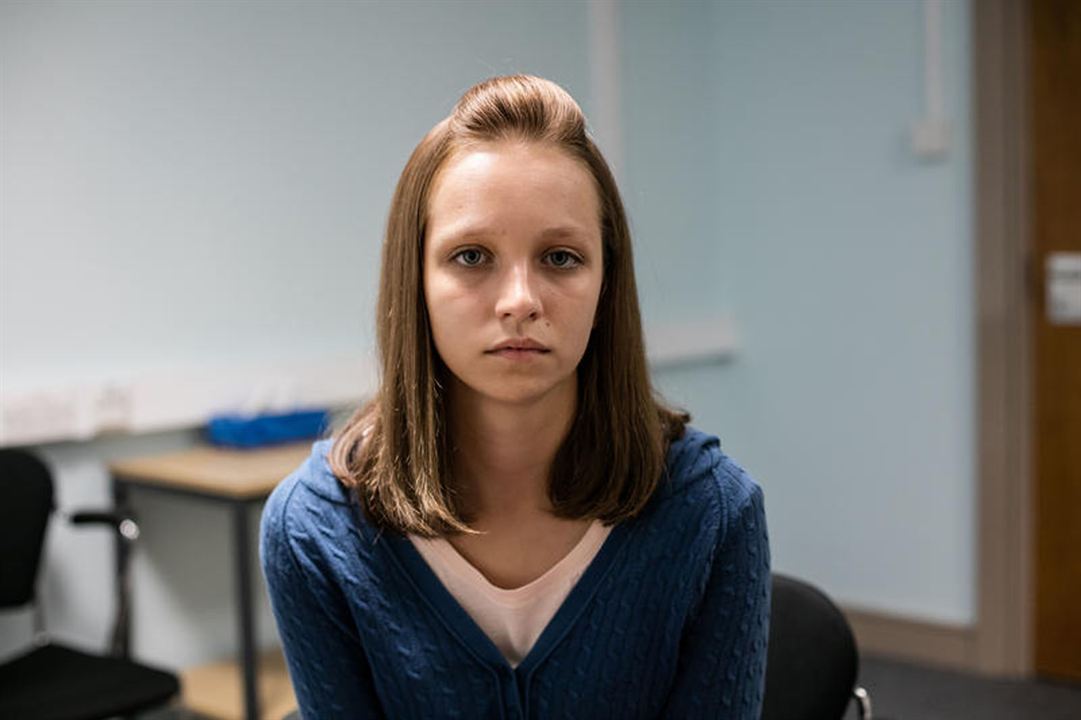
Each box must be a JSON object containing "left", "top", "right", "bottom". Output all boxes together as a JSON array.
[{"left": 447, "top": 378, "right": 576, "bottom": 522}]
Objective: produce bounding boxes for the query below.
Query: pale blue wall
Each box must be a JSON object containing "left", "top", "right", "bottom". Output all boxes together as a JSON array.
[
  {"left": 626, "top": 0, "right": 975, "bottom": 624},
  {"left": 0, "top": 0, "right": 591, "bottom": 386},
  {"left": 621, "top": 0, "right": 725, "bottom": 330}
]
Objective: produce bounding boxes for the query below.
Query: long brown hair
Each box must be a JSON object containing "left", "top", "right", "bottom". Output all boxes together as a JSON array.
[{"left": 329, "top": 75, "right": 689, "bottom": 538}]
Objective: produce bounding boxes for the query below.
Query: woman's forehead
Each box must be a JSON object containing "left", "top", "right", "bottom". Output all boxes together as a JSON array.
[{"left": 426, "top": 142, "right": 602, "bottom": 249}]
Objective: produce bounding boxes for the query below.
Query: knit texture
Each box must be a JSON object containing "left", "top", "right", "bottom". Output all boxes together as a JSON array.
[{"left": 260, "top": 426, "right": 770, "bottom": 720}]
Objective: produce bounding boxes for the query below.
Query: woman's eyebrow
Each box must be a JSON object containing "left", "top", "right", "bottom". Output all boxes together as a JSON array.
[
  {"left": 436, "top": 225, "right": 589, "bottom": 245},
  {"left": 537, "top": 225, "right": 590, "bottom": 241}
]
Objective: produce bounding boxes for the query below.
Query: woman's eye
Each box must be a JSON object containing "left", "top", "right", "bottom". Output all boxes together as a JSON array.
[
  {"left": 546, "top": 251, "right": 582, "bottom": 269},
  {"left": 453, "top": 249, "right": 487, "bottom": 267}
]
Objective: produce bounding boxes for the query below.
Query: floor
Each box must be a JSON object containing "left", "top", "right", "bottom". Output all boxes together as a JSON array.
[
  {"left": 139, "top": 654, "right": 1081, "bottom": 720},
  {"left": 843, "top": 655, "right": 1081, "bottom": 720}
]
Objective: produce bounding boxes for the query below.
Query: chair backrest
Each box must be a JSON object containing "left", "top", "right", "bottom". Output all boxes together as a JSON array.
[
  {"left": 0, "top": 449, "right": 55, "bottom": 609},
  {"left": 762, "top": 573, "right": 859, "bottom": 720}
]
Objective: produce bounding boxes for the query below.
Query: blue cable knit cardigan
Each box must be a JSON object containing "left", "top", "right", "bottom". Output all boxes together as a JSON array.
[{"left": 260, "top": 426, "right": 770, "bottom": 719}]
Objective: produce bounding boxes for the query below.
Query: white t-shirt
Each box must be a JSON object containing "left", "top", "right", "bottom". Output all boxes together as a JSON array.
[{"left": 407, "top": 519, "right": 612, "bottom": 668}]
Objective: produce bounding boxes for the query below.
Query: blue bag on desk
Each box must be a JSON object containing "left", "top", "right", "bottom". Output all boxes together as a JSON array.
[{"left": 206, "top": 409, "right": 331, "bottom": 448}]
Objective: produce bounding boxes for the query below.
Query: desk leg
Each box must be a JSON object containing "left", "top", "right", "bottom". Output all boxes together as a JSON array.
[{"left": 233, "top": 501, "right": 260, "bottom": 720}]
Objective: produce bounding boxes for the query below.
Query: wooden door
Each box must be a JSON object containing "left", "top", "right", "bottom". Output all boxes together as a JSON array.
[{"left": 1030, "top": 0, "right": 1081, "bottom": 683}]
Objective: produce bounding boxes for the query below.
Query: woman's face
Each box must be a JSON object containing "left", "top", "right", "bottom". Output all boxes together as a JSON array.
[{"left": 423, "top": 141, "right": 604, "bottom": 408}]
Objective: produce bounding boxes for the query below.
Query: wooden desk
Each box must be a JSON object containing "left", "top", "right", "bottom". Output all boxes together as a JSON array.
[{"left": 109, "top": 442, "right": 311, "bottom": 720}]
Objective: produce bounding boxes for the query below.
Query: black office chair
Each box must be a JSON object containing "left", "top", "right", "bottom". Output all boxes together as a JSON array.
[
  {"left": 763, "top": 573, "right": 873, "bottom": 720},
  {"left": 0, "top": 448, "right": 180, "bottom": 720}
]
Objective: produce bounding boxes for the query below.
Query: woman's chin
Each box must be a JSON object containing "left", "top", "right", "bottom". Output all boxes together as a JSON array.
[{"left": 455, "top": 377, "right": 575, "bottom": 409}]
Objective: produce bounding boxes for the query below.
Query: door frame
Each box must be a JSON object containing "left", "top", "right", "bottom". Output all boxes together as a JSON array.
[{"left": 973, "top": 0, "right": 1034, "bottom": 677}]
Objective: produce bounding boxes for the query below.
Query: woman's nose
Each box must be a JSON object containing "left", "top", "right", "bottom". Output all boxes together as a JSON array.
[{"left": 496, "top": 263, "right": 541, "bottom": 320}]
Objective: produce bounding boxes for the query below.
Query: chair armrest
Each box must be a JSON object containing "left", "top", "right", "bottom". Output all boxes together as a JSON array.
[{"left": 68, "top": 508, "right": 141, "bottom": 540}]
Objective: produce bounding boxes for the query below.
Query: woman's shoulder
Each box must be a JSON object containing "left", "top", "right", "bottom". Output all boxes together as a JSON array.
[
  {"left": 661, "top": 425, "right": 764, "bottom": 523},
  {"left": 622, "top": 425, "right": 766, "bottom": 586},
  {"left": 260, "top": 439, "right": 383, "bottom": 606},
  {"left": 267, "top": 437, "right": 351, "bottom": 503},
  {"left": 261, "top": 438, "right": 361, "bottom": 547}
]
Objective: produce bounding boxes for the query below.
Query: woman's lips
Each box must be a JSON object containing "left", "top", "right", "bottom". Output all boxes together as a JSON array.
[{"left": 488, "top": 348, "right": 550, "bottom": 360}]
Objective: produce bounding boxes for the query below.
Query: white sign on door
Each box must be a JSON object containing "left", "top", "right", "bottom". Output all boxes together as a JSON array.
[{"left": 1047, "top": 252, "right": 1081, "bottom": 326}]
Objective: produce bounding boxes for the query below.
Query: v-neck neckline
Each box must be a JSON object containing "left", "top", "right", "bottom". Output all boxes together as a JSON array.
[
  {"left": 379, "top": 517, "right": 633, "bottom": 678},
  {"left": 417, "top": 519, "right": 608, "bottom": 602}
]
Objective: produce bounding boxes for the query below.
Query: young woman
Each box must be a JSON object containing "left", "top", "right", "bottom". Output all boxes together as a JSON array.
[{"left": 261, "top": 75, "right": 770, "bottom": 719}]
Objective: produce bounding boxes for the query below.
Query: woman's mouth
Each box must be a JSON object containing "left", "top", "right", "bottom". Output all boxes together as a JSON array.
[{"left": 487, "top": 348, "right": 550, "bottom": 360}]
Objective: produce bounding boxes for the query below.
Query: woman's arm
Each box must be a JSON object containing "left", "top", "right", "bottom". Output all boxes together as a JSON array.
[
  {"left": 260, "top": 488, "right": 386, "bottom": 720},
  {"left": 660, "top": 480, "right": 771, "bottom": 719}
]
